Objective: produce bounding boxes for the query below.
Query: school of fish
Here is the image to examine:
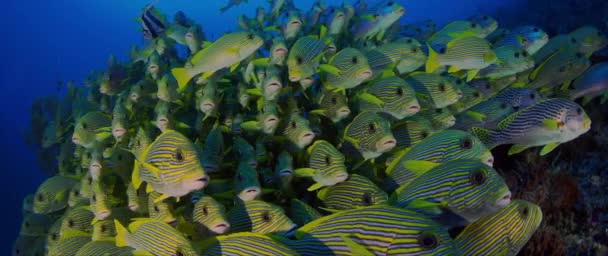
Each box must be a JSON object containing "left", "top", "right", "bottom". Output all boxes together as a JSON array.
[{"left": 16, "top": 0, "right": 608, "bottom": 255}]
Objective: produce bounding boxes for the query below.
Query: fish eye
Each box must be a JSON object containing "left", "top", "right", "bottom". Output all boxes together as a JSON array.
[
  {"left": 571, "top": 37, "right": 577, "bottom": 44},
  {"left": 411, "top": 48, "right": 418, "bottom": 53},
  {"left": 420, "top": 131, "right": 429, "bottom": 138},
  {"left": 247, "top": 33, "right": 255, "bottom": 40},
  {"left": 473, "top": 92, "right": 481, "bottom": 98},
  {"left": 471, "top": 23, "right": 478, "bottom": 28},
  {"left": 100, "top": 224, "right": 107, "bottom": 232},
  {"left": 559, "top": 66, "right": 566, "bottom": 72},
  {"left": 362, "top": 192, "right": 372, "bottom": 206},
  {"left": 296, "top": 56, "right": 303, "bottom": 65},
  {"left": 291, "top": 121, "right": 297, "bottom": 129},
  {"left": 533, "top": 27, "right": 539, "bottom": 32},
  {"left": 372, "top": 14, "right": 379, "bottom": 19},
  {"left": 460, "top": 137, "right": 473, "bottom": 149},
  {"left": 522, "top": 51, "right": 529, "bottom": 57},
  {"left": 368, "top": 123, "right": 376, "bottom": 133},
  {"left": 237, "top": 173, "right": 243, "bottom": 181},
  {"left": 174, "top": 149, "right": 184, "bottom": 162},
  {"left": 512, "top": 105, "right": 519, "bottom": 111},
  {"left": 176, "top": 250, "right": 184, "bottom": 256},
  {"left": 51, "top": 233, "right": 58, "bottom": 241},
  {"left": 73, "top": 189, "right": 80, "bottom": 196},
  {"left": 438, "top": 83, "right": 446, "bottom": 92},
  {"left": 68, "top": 219, "right": 74, "bottom": 227},
  {"left": 470, "top": 169, "right": 487, "bottom": 186},
  {"left": 87, "top": 152, "right": 92, "bottom": 158},
  {"left": 576, "top": 107, "right": 583, "bottom": 115},
  {"left": 483, "top": 15, "right": 489, "bottom": 20},
  {"left": 351, "top": 56, "right": 358, "bottom": 64},
  {"left": 529, "top": 93, "right": 536, "bottom": 100},
  {"left": 397, "top": 88, "right": 404, "bottom": 96},
  {"left": 418, "top": 232, "right": 439, "bottom": 249},
  {"left": 92, "top": 195, "right": 97, "bottom": 201},
  {"left": 202, "top": 206, "right": 209, "bottom": 215},
  {"left": 519, "top": 205, "right": 530, "bottom": 218},
  {"left": 37, "top": 194, "right": 44, "bottom": 202},
  {"left": 87, "top": 177, "right": 93, "bottom": 185},
  {"left": 387, "top": 1, "right": 394, "bottom": 6},
  {"left": 24, "top": 222, "right": 30, "bottom": 228},
  {"left": 499, "top": 102, "right": 508, "bottom": 109},
  {"left": 154, "top": 205, "right": 159, "bottom": 212},
  {"left": 407, "top": 39, "right": 413, "bottom": 43},
  {"left": 514, "top": 52, "right": 520, "bottom": 58},
  {"left": 439, "top": 47, "right": 446, "bottom": 54},
  {"left": 118, "top": 155, "right": 123, "bottom": 161},
  {"left": 576, "top": 52, "right": 584, "bottom": 58},
  {"left": 597, "top": 31, "right": 602, "bottom": 36},
  {"left": 82, "top": 123, "right": 88, "bottom": 129},
  {"left": 434, "top": 108, "right": 443, "bottom": 114},
  {"left": 261, "top": 211, "right": 271, "bottom": 222},
  {"left": 329, "top": 8, "right": 334, "bottom": 13},
  {"left": 325, "top": 156, "right": 331, "bottom": 165},
  {"left": 331, "top": 97, "right": 337, "bottom": 104}
]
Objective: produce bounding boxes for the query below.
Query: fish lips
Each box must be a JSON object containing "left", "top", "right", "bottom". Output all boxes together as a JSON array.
[
  {"left": 238, "top": 186, "right": 261, "bottom": 201},
  {"left": 298, "top": 131, "right": 316, "bottom": 148},
  {"left": 377, "top": 136, "right": 397, "bottom": 153},
  {"left": 209, "top": 221, "right": 230, "bottom": 235}
]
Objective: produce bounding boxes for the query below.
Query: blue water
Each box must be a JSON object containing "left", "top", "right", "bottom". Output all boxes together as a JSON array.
[{"left": 0, "top": 0, "right": 543, "bottom": 251}]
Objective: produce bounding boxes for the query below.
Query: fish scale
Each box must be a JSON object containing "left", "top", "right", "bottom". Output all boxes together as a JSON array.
[
  {"left": 317, "top": 174, "right": 388, "bottom": 211},
  {"left": 288, "top": 36, "right": 325, "bottom": 81},
  {"left": 115, "top": 219, "right": 197, "bottom": 255},
  {"left": 227, "top": 200, "right": 295, "bottom": 234},
  {"left": 357, "top": 76, "right": 419, "bottom": 119},
  {"left": 76, "top": 239, "right": 135, "bottom": 256},
  {"left": 405, "top": 72, "right": 462, "bottom": 109},
  {"left": 203, "top": 232, "right": 297, "bottom": 256},
  {"left": 455, "top": 200, "right": 543, "bottom": 256}
]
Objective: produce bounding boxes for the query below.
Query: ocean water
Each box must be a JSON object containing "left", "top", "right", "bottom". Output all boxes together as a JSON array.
[{"left": 3, "top": 0, "right": 607, "bottom": 255}]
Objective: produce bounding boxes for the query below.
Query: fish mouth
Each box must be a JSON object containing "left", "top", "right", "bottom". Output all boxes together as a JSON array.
[
  {"left": 495, "top": 191, "right": 512, "bottom": 207},
  {"left": 337, "top": 107, "right": 351, "bottom": 118},
  {"left": 274, "top": 48, "right": 288, "bottom": 56},
  {"left": 148, "top": 65, "right": 159, "bottom": 72},
  {"left": 336, "top": 13, "right": 345, "bottom": 18},
  {"left": 130, "top": 94, "right": 139, "bottom": 102},
  {"left": 97, "top": 210, "right": 111, "bottom": 220},
  {"left": 168, "top": 220, "right": 178, "bottom": 227},
  {"left": 446, "top": 117, "right": 456, "bottom": 127},
  {"left": 239, "top": 187, "right": 261, "bottom": 201},
  {"left": 279, "top": 169, "right": 293, "bottom": 176},
  {"left": 266, "top": 81, "right": 281, "bottom": 90},
  {"left": 289, "top": 75, "right": 301, "bottom": 82},
  {"left": 128, "top": 204, "right": 139, "bottom": 211},
  {"left": 210, "top": 222, "right": 230, "bottom": 234},
  {"left": 157, "top": 118, "right": 168, "bottom": 124},
  {"left": 327, "top": 45, "right": 337, "bottom": 52},
  {"left": 185, "top": 33, "right": 194, "bottom": 39},
  {"left": 201, "top": 102, "right": 215, "bottom": 111},
  {"left": 396, "top": 7, "right": 405, "bottom": 14},
  {"left": 99, "top": 87, "right": 108, "bottom": 94},
  {"left": 406, "top": 104, "right": 421, "bottom": 114},
  {"left": 112, "top": 128, "right": 126, "bottom": 137},
  {"left": 360, "top": 70, "right": 373, "bottom": 79},
  {"left": 289, "top": 20, "right": 302, "bottom": 27},
  {"left": 266, "top": 117, "right": 278, "bottom": 125},
  {"left": 379, "top": 137, "right": 397, "bottom": 152},
  {"left": 485, "top": 156, "right": 495, "bottom": 167},
  {"left": 71, "top": 136, "right": 80, "bottom": 144}
]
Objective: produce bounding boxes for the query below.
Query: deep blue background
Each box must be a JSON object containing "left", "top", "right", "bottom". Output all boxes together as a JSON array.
[{"left": 1, "top": 0, "right": 519, "bottom": 250}]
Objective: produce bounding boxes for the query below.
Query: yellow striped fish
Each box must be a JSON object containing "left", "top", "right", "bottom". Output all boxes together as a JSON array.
[
  {"left": 193, "top": 195, "right": 230, "bottom": 235},
  {"left": 60, "top": 205, "right": 95, "bottom": 234},
  {"left": 226, "top": 200, "right": 296, "bottom": 234},
  {"left": 324, "top": 47, "right": 373, "bottom": 91},
  {"left": 33, "top": 175, "right": 79, "bottom": 214},
  {"left": 148, "top": 191, "right": 177, "bottom": 224},
  {"left": 427, "top": 36, "right": 497, "bottom": 81},
  {"left": 344, "top": 111, "right": 396, "bottom": 161},
  {"left": 355, "top": 76, "right": 420, "bottom": 120},
  {"left": 455, "top": 200, "right": 542, "bottom": 256},
  {"left": 71, "top": 111, "right": 112, "bottom": 149},
  {"left": 132, "top": 129, "right": 209, "bottom": 203},
  {"left": 201, "top": 232, "right": 298, "bottom": 256},
  {"left": 287, "top": 36, "right": 325, "bottom": 82},
  {"left": 404, "top": 72, "right": 463, "bottom": 109},
  {"left": 115, "top": 218, "right": 198, "bottom": 255},
  {"left": 294, "top": 140, "right": 348, "bottom": 191},
  {"left": 47, "top": 230, "right": 92, "bottom": 256},
  {"left": 76, "top": 238, "right": 135, "bottom": 256},
  {"left": 317, "top": 174, "right": 388, "bottom": 212}
]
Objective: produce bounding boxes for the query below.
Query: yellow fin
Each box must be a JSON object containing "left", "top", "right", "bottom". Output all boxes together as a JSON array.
[
  {"left": 307, "top": 182, "right": 324, "bottom": 191},
  {"left": 114, "top": 219, "right": 130, "bottom": 247},
  {"left": 466, "top": 69, "right": 480, "bottom": 82},
  {"left": 403, "top": 160, "right": 440, "bottom": 173},
  {"left": 342, "top": 236, "right": 375, "bottom": 256},
  {"left": 294, "top": 168, "right": 316, "bottom": 177},
  {"left": 425, "top": 44, "right": 441, "bottom": 73},
  {"left": 542, "top": 119, "right": 560, "bottom": 130},
  {"left": 540, "top": 142, "right": 560, "bottom": 156},
  {"left": 358, "top": 92, "right": 384, "bottom": 106},
  {"left": 508, "top": 144, "right": 528, "bottom": 155},
  {"left": 465, "top": 111, "right": 487, "bottom": 122},
  {"left": 171, "top": 68, "right": 192, "bottom": 92},
  {"left": 319, "top": 64, "right": 341, "bottom": 75}
]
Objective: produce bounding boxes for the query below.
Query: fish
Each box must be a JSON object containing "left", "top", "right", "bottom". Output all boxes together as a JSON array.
[
  {"left": 131, "top": 129, "right": 209, "bottom": 202},
  {"left": 384, "top": 130, "right": 494, "bottom": 191},
  {"left": 447, "top": 78, "right": 485, "bottom": 114},
  {"left": 171, "top": 32, "right": 263, "bottom": 89},
  {"left": 494, "top": 25, "right": 549, "bottom": 55},
  {"left": 428, "top": 20, "right": 490, "bottom": 47},
  {"left": 13, "top": 235, "right": 46, "bottom": 256},
  {"left": 71, "top": 111, "right": 112, "bottom": 149},
  {"left": 404, "top": 72, "right": 463, "bottom": 109},
  {"left": 114, "top": 218, "right": 198, "bottom": 255},
  {"left": 472, "top": 98, "right": 591, "bottom": 156},
  {"left": 281, "top": 10, "right": 303, "bottom": 42},
  {"left": 365, "top": 41, "right": 427, "bottom": 76},
  {"left": 477, "top": 46, "right": 535, "bottom": 80},
  {"left": 75, "top": 239, "right": 135, "bottom": 256},
  {"left": 391, "top": 116, "right": 436, "bottom": 149},
  {"left": 60, "top": 206, "right": 95, "bottom": 233},
  {"left": 270, "top": 37, "right": 289, "bottom": 66},
  {"left": 317, "top": 174, "right": 388, "bottom": 212},
  {"left": 219, "top": 0, "right": 248, "bottom": 13},
  {"left": 185, "top": 24, "right": 205, "bottom": 55},
  {"left": 99, "top": 56, "right": 129, "bottom": 96},
  {"left": 324, "top": 47, "right": 373, "bottom": 91},
  {"left": 196, "top": 81, "right": 222, "bottom": 120},
  {"left": 569, "top": 25, "right": 608, "bottom": 55},
  {"left": 46, "top": 230, "right": 92, "bottom": 256},
  {"left": 418, "top": 107, "right": 457, "bottom": 130},
  {"left": 92, "top": 208, "right": 133, "bottom": 241},
  {"left": 394, "top": 159, "right": 511, "bottom": 225},
  {"left": 282, "top": 112, "right": 315, "bottom": 149},
  {"left": 355, "top": 76, "right": 420, "bottom": 120},
  {"left": 139, "top": 1, "right": 166, "bottom": 39},
  {"left": 226, "top": 200, "right": 296, "bottom": 234},
  {"left": 287, "top": 36, "right": 326, "bottom": 82},
  {"left": 286, "top": 205, "right": 460, "bottom": 255},
  {"left": 455, "top": 200, "right": 543, "bottom": 256},
  {"left": 528, "top": 48, "right": 590, "bottom": 90},
  {"left": 354, "top": 0, "right": 405, "bottom": 41},
  {"left": 20, "top": 213, "right": 57, "bottom": 236},
  {"left": 289, "top": 198, "right": 322, "bottom": 226},
  {"left": 569, "top": 62, "right": 608, "bottom": 104},
  {"left": 33, "top": 175, "right": 79, "bottom": 214},
  {"left": 344, "top": 112, "right": 395, "bottom": 161},
  {"left": 233, "top": 161, "right": 262, "bottom": 201},
  {"left": 192, "top": 195, "right": 230, "bottom": 235},
  {"left": 201, "top": 123, "right": 225, "bottom": 173},
  {"left": 148, "top": 192, "right": 177, "bottom": 224},
  {"left": 310, "top": 87, "right": 351, "bottom": 123},
  {"left": 295, "top": 140, "right": 348, "bottom": 191},
  {"left": 426, "top": 36, "right": 497, "bottom": 81},
  {"left": 467, "top": 15, "right": 498, "bottom": 36},
  {"left": 126, "top": 183, "right": 148, "bottom": 214},
  {"left": 201, "top": 232, "right": 298, "bottom": 255}
]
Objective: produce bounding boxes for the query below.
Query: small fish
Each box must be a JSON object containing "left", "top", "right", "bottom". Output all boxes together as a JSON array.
[
  {"left": 355, "top": 76, "right": 419, "bottom": 120},
  {"left": 366, "top": 41, "right": 427, "bottom": 76},
  {"left": 426, "top": 36, "right": 497, "bottom": 81},
  {"left": 394, "top": 159, "right": 511, "bottom": 226},
  {"left": 185, "top": 24, "right": 205, "bottom": 55},
  {"left": 201, "top": 123, "right": 225, "bottom": 173},
  {"left": 219, "top": 0, "right": 248, "bottom": 13},
  {"left": 295, "top": 140, "right": 348, "bottom": 191},
  {"left": 344, "top": 111, "right": 396, "bottom": 160},
  {"left": 418, "top": 107, "right": 456, "bottom": 130},
  {"left": 148, "top": 192, "right": 177, "bottom": 224},
  {"left": 477, "top": 46, "right": 535, "bottom": 80},
  {"left": 472, "top": 98, "right": 591, "bottom": 156},
  {"left": 428, "top": 20, "right": 489, "bottom": 47},
  {"left": 33, "top": 176, "right": 79, "bottom": 214},
  {"left": 126, "top": 183, "right": 148, "bottom": 214},
  {"left": 196, "top": 81, "right": 222, "bottom": 120},
  {"left": 404, "top": 72, "right": 462, "bottom": 109},
  {"left": 324, "top": 47, "right": 373, "bottom": 91},
  {"left": 171, "top": 32, "right": 263, "bottom": 89},
  {"left": 354, "top": 1, "right": 405, "bottom": 41},
  {"left": 385, "top": 130, "right": 494, "bottom": 191},
  {"left": 233, "top": 162, "right": 262, "bottom": 201},
  {"left": 317, "top": 174, "right": 388, "bottom": 212},
  {"left": 287, "top": 36, "right": 325, "bottom": 82},
  {"left": 46, "top": 230, "right": 92, "bottom": 256},
  {"left": 192, "top": 195, "right": 230, "bottom": 235},
  {"left": 323, "top": 6, "right": 347, "bottom": 37},
  {"left": 132, "top": 129, "right": 209, "bottom": 203},
  {"left": 139, "top": 1, "right": 166, "bottom": 39},
  {"left": 447, "top": 78, "right": 485, "bottom": 114},
  {"left": 92, "top": 208, "right": 133, "bottom": 241},
  {"left": 99, "top": 56, "right": 129, "bottom": 96},
  {"left": 289, "top": 198, "right": 322, "bottom": 226},
  {"left": 391, "top": 116, "right": 436, "bottom": 149},
  {"left": 90, "top": 178, "right": 115, "bottom": 221},
  {"left": 226, "top": 200, "right": 296, "bottom": 234},
  {"left": 569, "top": 62, "right": 608, "bottom": 104},
  {"left": 71, "top": 111, "right": 112, "bottom": 149},
  {"left": 494, "top": 25, "right": 549, "bottom": 55},
  {"left": 282, "top": 113, "right": 315, "bottom": 149},
  {"left": 20, "top": 213, "right": 57, "bottom": 236},
  {"left": 202, "top": 232, "right": 298, "bottom": 255},
  {"left": 528, "top": 49, "right": 590, "bottom": 90},
  {"left": 467, "top": 15, "right": 498, "bottom": 36},
  {"left": 569, "top": 25, "right": 608, "bottom": 55},
  {"left": 310, "top": 87, "right": 351, "bottom": 123},
  {"left": 281, "top": 10, "right": 303, "bottom": 42},
  {"left": 270, "top": 37, "right": 289, "bottom": 66},
  {"left": 289, "top": 205, "right": 459, "bottom": 255},
  {"left": 114, "top": 218, "right": 198, "bottom": 255},
  {"left": 455, "top": 200, "right": 543, "bottom": 256}
]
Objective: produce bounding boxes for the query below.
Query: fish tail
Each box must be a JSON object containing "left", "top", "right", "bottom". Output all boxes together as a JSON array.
[
  {"left": 171, "top": 68, "right": 193, "bottom": 92},
  {"left": 114, "top": 219, "right": 130, "bottom": 247},
  {"left": 425, "top": 44, "right": 440, "bottom": 73},
  {"left": 471, "top": 126, "right": 496, "bottom": 148}
]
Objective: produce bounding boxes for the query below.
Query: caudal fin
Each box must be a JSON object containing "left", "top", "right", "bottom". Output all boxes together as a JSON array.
[
  {"left": 425, "top": 44, "right": 441, "bottom": 73},
  {"left": 171, "top": 68, "right": 193, "bottom": 92},
  {"left": 471, "top": 126, "right": 495, "bottom": 148}
]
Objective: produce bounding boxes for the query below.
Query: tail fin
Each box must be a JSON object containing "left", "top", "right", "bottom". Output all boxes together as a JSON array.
[
  {"left": 425, "top": 44, "right": 441, "bottom": 73},
  {"left": 471, "top": 126, "right": 494, "bottom": 148},
  {"left": 171, "top": 68, "right": 193, "bottom": 92},
  {"left": 114, "top": 219, "right": 130, "bottom": 247}
]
